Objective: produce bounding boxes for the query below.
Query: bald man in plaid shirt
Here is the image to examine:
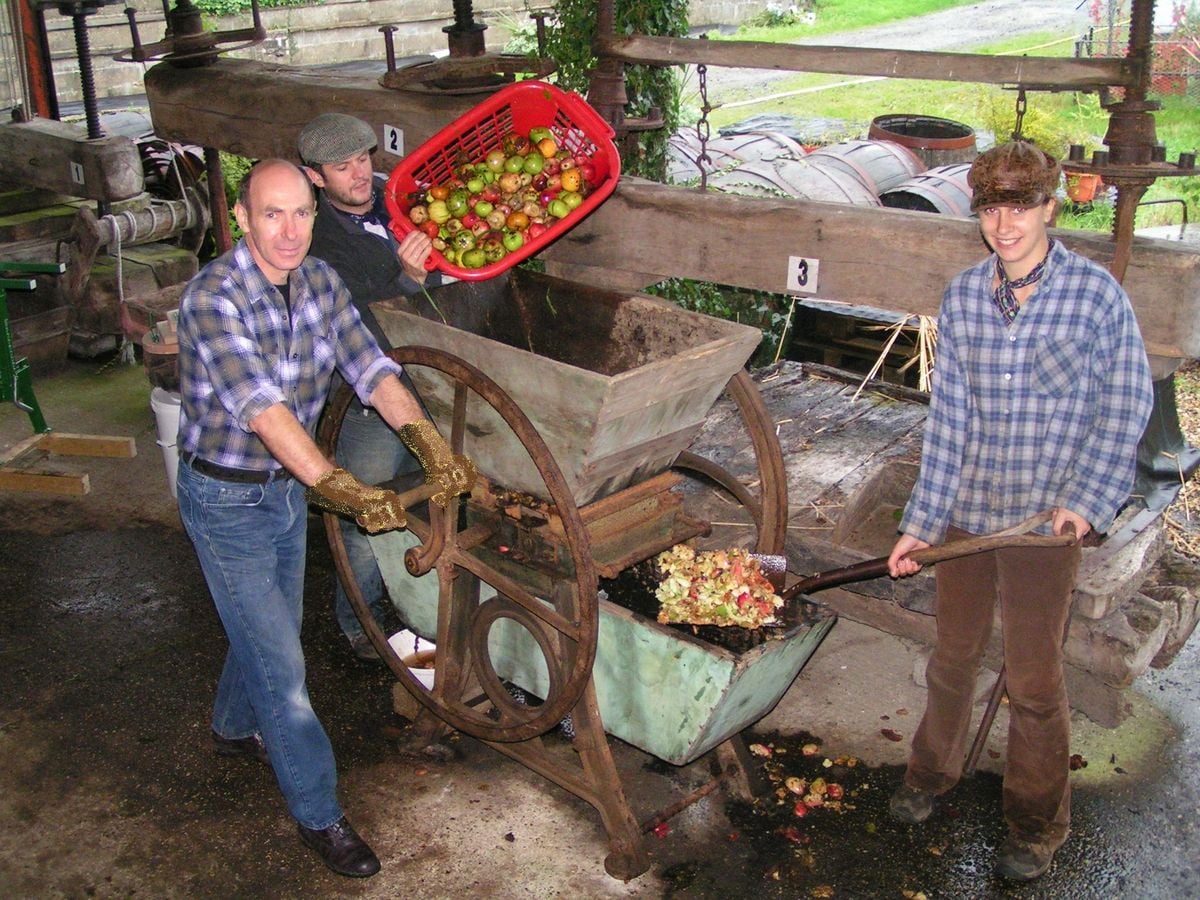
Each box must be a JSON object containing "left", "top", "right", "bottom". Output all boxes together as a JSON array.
[{"left": 176, "top": 158, "right": 473, "bottom": 878}]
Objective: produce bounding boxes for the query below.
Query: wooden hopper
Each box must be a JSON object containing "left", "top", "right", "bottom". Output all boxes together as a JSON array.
[{"left": 371, "top": 269, "right": 762, "bottom": 506}]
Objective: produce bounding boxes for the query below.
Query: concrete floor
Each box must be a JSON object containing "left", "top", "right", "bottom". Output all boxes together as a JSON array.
[{"left": 2, "top": 356, "right": 1198, "bottom": 897}]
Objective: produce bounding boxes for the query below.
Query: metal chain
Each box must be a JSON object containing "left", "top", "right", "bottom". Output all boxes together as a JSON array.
[
  {"left": 1011, "top": 88, "right": 1028, "bottom": 141},
  {"left": 696, "top": 50, "right": 713, "bottom": 191}
]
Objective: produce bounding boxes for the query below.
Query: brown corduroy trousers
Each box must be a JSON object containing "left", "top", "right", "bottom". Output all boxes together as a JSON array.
[{"left": 903, "top": 526, "right": 1082, "bottom": 846}]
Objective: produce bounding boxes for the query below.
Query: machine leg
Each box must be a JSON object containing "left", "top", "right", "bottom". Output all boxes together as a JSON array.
[
  {"left": 2, "top": 272, "right": 54, "bottom": 434},
  {"left": 569, "top": 681, "right": 651, "bottom": 881},
  {"left": 714, "top": 734, "right": 769, "bottom": 800}
]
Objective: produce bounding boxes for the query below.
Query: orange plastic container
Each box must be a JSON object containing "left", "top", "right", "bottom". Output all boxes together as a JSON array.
[
  {"left": 1065, "top": 171, "right": 1102, "bottom": 203},
  {"left": 384, "top": 81, "right": 621, "bottom": 281}
]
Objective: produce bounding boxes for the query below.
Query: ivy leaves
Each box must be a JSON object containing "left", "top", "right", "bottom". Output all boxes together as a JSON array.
[{"left": 546, "top": 0, "right": 688, "bottom": 180}]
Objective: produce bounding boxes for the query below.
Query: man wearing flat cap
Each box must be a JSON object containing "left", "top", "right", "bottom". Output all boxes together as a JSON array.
[
  {"left": 885, "top": 141, "right": 1152, "bottom": 881},
  {"left": 298, "top": 113, "right": 440, "bottom": 661}
]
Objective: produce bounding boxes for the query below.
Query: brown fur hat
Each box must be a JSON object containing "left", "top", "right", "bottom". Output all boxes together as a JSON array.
[{"left": 967, "top": 141, "right": 1061, "bottom": 211}]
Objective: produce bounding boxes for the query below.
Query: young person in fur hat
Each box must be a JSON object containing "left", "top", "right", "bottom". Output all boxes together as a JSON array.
[{"left": 885, "top": 141, "right": 1153, "bottom": 881}]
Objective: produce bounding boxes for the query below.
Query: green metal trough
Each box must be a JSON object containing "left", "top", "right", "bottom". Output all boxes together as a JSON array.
[{"left": 370, "top": 528, "right": 834, "bottom": 765}]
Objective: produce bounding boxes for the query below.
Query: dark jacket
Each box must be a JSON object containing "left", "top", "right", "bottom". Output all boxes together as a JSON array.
[{"left": 308, "top": 176, "right": 440, "bottom": 350}]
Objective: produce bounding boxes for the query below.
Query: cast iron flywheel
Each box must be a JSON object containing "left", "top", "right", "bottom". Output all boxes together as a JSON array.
[{"left": 316, "top": 346, "right": 598, "bottom": 743}]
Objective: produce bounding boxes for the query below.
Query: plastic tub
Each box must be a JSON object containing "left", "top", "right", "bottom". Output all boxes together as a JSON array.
[{"left": 384, "top": 81, "right": 620, "bottom": 281}]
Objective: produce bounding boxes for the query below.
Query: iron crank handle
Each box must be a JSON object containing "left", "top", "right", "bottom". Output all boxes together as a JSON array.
[
  {"left": 781, "top": 510, "right": 1077, "bottom": 601},
  {"left": 394, "top": 480, "right": 442, "bottom": 511}
]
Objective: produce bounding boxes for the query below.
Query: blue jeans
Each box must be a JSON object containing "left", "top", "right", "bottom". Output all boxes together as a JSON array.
[
  {"left": 333, "top": 398, "right": 421, "bottom": 641},
  {"left": 177, "top": 461, "right": 342, "bottom": 831}
]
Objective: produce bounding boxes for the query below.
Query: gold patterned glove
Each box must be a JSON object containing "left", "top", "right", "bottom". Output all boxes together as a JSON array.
[
  {"left": 398, "top": 420, "right": 477, "bottom": 507},
  {"left": 305, "top": 467, "right": 408, "bottom": 533}
]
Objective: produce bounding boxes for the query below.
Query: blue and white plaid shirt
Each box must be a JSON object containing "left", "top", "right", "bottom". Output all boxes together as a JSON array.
[
  {"left": 901, "top": 239, "right": 1153, "bottom": 542},
  {"left": 177, "top": 240, "right": 401, "bottom": 472}
]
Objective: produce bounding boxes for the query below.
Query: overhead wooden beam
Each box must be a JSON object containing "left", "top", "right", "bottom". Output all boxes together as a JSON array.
[
  {"left": 144, "top": 59, "right": 480, "bottom": 166},
  {"left": 541, "top": 179, "right": 1200, "bottom": 360},
  {"left": 598, "top": 35, "right": 1138, "bottom": 90}
]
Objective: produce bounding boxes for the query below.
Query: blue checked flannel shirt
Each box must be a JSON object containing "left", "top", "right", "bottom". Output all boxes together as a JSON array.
[
  {"left": 177, "top": 240, "right": 401, "bottom": 472},
  {"left": 901, "top": 239, "right": 1153, "bottom": 542}
]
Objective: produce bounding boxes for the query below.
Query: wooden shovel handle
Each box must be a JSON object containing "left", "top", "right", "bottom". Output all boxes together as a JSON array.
[{"left": 781, "top": 510, "right": 1077, "bottom": 601}]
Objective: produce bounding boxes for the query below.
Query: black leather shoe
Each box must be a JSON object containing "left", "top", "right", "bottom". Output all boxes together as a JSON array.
[
  {"left": 211, "top": 729, "right": 269, "bottom": 764},
  {"left": 298, "top": 817, "right": 380, "bottom": 878}
]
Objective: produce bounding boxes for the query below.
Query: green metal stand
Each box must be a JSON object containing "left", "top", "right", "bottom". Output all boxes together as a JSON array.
[{"left": 1, "top": 262, "right": 66, "bottom": 435}]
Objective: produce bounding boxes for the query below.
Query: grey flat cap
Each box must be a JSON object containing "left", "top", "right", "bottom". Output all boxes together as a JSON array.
[{"left": 298, "top": 113, "right": 378, "bottom": 165}]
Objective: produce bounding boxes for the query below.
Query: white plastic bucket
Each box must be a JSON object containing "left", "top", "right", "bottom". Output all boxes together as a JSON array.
[
  {"left": 150, "top": 388, "right": 181, "bottom": 499},
  {"left": 387, "top": 629, "right": 437, "bottom": 689}
]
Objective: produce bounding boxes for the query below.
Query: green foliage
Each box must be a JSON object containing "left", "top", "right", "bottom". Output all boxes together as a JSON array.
[
  {"left": 1055, "top": 198, "right": 1115, "bottom": 233},
  {"left": 646, "top": 277, "right": 731, "bottom": 317},
  {"left": 978, "top": 93, "right": 1089, "bottom": 160},
  {"left": 545, "top": 0, "right": 687, "bottom": 180},
  {"left": 646, "top": 278, "right": 795, "bottom": 366},
  {"left": 219, "top": 151, "right": 253, "bottom": 246},
  {"left": 194, "top": 0, "right": 313, "bottom": 18},
  {"left": 743, "top": 3, "right": 812, "bottom": 30},
  {"left": 497, "top": 11, "right": 542, "bottom": 57}
]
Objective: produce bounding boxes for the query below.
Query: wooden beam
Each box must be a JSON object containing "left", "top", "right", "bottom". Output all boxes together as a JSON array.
[
  {"left": 0, "top": 469, "right": 89, "bottom": 495},
  {"left": 541, "top": 179, "right": 1200, "bottom": 360},
  {"left": 0, "top": 431, "right": 134, "bottom": 496},
  {"left": 143, "top": 59, "right": 482, "bottom": 167},
  {"left": 599, "top": 35, "right": 1139, "bottom": 90},
  {"left": 41, "top": 432, "right": 137, "bottom": 458},
  {"left": 0, "top": 432, "right": 46, "bottom": 465},
  {"left": 0, "top": 119, "right": 143, "bottom": 202}
]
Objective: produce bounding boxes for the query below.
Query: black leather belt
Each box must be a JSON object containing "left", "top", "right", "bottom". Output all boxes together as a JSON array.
[{"left": 181, "top": 451, "right": 292, "bottom": 484}]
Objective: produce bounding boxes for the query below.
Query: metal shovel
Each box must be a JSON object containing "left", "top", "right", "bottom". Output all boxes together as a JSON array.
[
  {"left": 758, "top": 509, "right": 1080, "bottom": 774},
  {"left": 773, "top": 509, "right": 1075, "bottom": 602}
]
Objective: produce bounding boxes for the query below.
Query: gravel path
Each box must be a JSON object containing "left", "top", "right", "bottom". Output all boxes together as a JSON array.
[{"left": 705, "top": 0, "right": 1096, "bottom": 100}]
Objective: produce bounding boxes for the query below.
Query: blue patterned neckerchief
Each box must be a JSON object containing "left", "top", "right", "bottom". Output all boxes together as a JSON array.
[{"left": 993, "top": 238, "right": 1054, "bottom": 325}]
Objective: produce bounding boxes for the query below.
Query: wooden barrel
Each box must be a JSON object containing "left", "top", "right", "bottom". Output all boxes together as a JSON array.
[
  {"left": 879, "top": 163, "right": 974, "bottom": 216},
  {"left": 667, "top": 130, "right": 748, "bottom": 183},
  {"left": 667, "top": 129, "right": 809, "bottom": 183},
  {"left": 710, "top": 130, "right": 810, "bottom": 160},
  {"left": 868, "top": 114, "right": 978, "bottom": 167},
  {"left": 804, "top": 139, "right": 926, "bottom": 195},
  {"left": 708, "top": 156, "right": 881, "bottom": 206}
]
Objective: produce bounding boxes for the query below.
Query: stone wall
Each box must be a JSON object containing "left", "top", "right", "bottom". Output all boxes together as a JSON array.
[{"left": 3, "top": 0, "right": 763, "bottom": 108}]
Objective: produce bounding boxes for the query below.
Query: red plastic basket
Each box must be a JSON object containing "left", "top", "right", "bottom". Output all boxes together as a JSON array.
[{"left": 384, "top": 81, "right": 620, "bottom": 281}]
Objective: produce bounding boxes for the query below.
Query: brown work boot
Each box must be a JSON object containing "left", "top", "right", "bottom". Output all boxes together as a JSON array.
[
  {"left": 888, "top": 783, "right": 934, "bottom": 824},
  {"left": 995, "top": 834, "right": 1058, "bottom": 881}
]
